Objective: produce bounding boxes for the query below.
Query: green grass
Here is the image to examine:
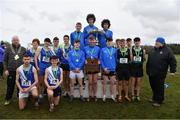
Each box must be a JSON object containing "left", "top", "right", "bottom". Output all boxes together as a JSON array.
[{"left": 0, "top": 55, "right": 180, "bottom": 119}]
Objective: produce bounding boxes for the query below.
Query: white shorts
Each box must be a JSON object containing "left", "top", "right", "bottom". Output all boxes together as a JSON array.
[
  {"left": 69, "top": 70, "right": 84, "bottom": 79},
  {"left": 19, "top": 86, "right": 37, "bottom": 99}
]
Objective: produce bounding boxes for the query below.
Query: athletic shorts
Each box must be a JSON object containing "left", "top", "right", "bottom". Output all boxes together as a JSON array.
[
  {"left": 53, "top": 86, "right": 61, "bottom": 97},
  {"left": 86, "top": 71, "right": 99, "bottom": 74},
  {"left": 103, "top": 71, "right": 116, "bottom": 76},
  {"left": 116, "top": 69, "right": 130, "bottom": 81},
  {"left": 69, "top": 70, "right": 84, "bottom": 79},
  {"left": 19, "top": 86, "right": 37, "bottom": 99},
  {"left": 131, "top": 66, "right": 143, "bottom": 77}
]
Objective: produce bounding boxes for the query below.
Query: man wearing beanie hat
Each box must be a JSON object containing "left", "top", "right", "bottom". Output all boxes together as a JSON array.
[{"left": 146, "top": 37, "right": 177, "bottom": 107}]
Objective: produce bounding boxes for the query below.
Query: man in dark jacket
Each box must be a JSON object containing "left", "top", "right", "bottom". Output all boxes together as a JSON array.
[
  {"left": 3, "top": 36, "right": 26, "bottom": 105},
  {"left": 146, "top": 37, "right": 177, "bottom": 107}
]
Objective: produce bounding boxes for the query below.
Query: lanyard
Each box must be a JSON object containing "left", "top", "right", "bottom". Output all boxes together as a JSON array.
[
  {"left": 74, "top": 50, "right": 79, "bottom": 59},
  {"left": 52, "top": 67, "right": 58, "bottom": 79},
  {"left": 134, "top": 47, "right": 141, "bottom": 57},
  {"left": 44, "top": 47, "right": 50, "bottom": 58},
  {"left": 76, "top": 31, "right": 81, "bottom": 40},
  {"left": 89, "top": 47, "right": 95, "bottom": 57},
  {"left": 106, "top": 47, "right": 113, "bottom": 58},
  {"left": 53, "top": 46, "right": 58, "bottom": 54},
  {"left": 120, "top": 47, "right": 127, "bottom": 57}
]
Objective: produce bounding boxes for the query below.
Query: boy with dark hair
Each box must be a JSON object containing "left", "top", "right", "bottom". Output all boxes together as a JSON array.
[
  {"left": 83, "top": 14, "right": 98, "bottom": 46},
  {"left": 70, "top": 22, "right": 85, "bottom": 50},
  {"left": 98, "top": 19, "right": 113, "bottom": 48}
]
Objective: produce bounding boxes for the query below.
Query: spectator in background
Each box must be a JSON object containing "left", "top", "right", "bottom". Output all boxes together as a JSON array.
[{"left": 0, "top": 41, "right": 5, "bottom": 80}]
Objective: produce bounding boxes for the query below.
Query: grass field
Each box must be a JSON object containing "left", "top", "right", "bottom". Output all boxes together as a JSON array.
[{"left": 0, "top": 55, "right": 180, "bottom": 119}]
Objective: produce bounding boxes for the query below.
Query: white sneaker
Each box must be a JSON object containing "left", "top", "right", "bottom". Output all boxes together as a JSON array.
[
  {"left": 111, "top": 95, "right": 116, "bottom": 102},
  {"left": 103, "top": 95, "right": 106, "bottom": 102}
]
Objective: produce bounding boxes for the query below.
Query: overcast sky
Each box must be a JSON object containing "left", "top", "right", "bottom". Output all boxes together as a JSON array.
[{"left": 0, "top": 0, "right": 179, "bottom": 47}]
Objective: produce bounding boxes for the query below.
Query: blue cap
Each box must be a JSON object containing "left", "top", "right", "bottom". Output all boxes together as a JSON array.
[{"left": 156, "top": 37, "right": 165, "bottom": 44}]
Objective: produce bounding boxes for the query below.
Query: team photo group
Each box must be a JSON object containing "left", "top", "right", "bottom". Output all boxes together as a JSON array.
[{"left": 1, "top": 13, "right": 177, "bottom": 112}]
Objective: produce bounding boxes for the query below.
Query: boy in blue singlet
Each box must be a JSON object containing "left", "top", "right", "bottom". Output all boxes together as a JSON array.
[
  {"left": 16, "top": 54, "right": 39, "bottom": 110},
  {"left": 44, "top": 55, "right": 63, "bottom": 112}
]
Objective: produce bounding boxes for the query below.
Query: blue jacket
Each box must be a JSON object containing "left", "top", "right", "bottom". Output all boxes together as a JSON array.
[
  {"left": 98, "top": 29, "right": 113, "bottom": 48},
  {"left": 84, "top": 45, "right": 100, "bottom": 59},
  {"left": 83, "top": 25, "right": 98, "bottom": 46},
  {"left": 70, "top": 31, "right": 85, "bottom": 50},
  {"left": 68, "top": 49, "right": 85, "bottom": 70},
  {"left": 100, "top": 47, "right": 117, "bottom": 71}
]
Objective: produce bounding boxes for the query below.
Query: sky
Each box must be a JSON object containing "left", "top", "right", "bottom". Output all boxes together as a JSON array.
[{"left": 0, "top": 0, "right": 180, "bottom": 47}]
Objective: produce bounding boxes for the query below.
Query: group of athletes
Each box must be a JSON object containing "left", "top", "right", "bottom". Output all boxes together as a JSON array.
[{"left": 14, "top": 14, "right": 146, "bottom": 112}]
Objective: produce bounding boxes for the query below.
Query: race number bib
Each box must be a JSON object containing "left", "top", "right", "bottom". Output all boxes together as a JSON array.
[
  {"left": 50, "top": 79, "right": 58, "bottom": 85},
  {"left": 120, "top": 58, "right": 128, "bottom": 64},
  {"left": 22, "top": 80, "right": 31, "bottom": 87},
  {"left": 134, "top": 56, "right": 141, "bottom": 62},
  {"left": 42, "top": 57, "right": 50, "bottom": 62}
]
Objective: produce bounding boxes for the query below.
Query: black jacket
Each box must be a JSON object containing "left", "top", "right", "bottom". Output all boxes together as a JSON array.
[
  {"left": 3, "top": 44, "right": 26, "bottom": 71},
  {"left": 146, "top": 45, "right": 177, "bottom": 78}
]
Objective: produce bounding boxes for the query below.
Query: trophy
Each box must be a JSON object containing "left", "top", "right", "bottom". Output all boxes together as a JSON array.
[{"left": 85, "top": 58, "right": 100, "bottom": 73}]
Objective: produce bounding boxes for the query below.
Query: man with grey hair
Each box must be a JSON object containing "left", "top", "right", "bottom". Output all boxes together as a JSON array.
[{"left": 3, "top": 36, "right": 26, "bottom": 105}]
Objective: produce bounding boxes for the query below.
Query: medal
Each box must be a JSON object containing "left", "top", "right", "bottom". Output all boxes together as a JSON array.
[
  {"left": 10, "top": 45, "right": 21, "bottom": 61},
  {"left": 74, "top": 49, "right": 79, "bottom": 62},
  {"left": 52, "top": 67, "right": 58, "bottom": 79},
  {"left": 89, "top": 47, "right": 95, "bottom": 59},
  {"left": 14, "top": 54, "right": 19, "bottom": 60}
]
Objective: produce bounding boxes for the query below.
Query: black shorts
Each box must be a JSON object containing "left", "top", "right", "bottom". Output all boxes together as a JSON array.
[
  {"left": 116, "top": 69, "right": 130, "bottom": 81},
  {"left": 53, "top": 87, "right": 61, "bottom": 97},
  {"left": 60, "top": 64, "right": 70, "bottom": 71},
  {"left": 103, "top": 71, "right": 116, "bottom": 76},
  {"left": 131, "top": 66, "right": 143, "bottom": 77}
]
